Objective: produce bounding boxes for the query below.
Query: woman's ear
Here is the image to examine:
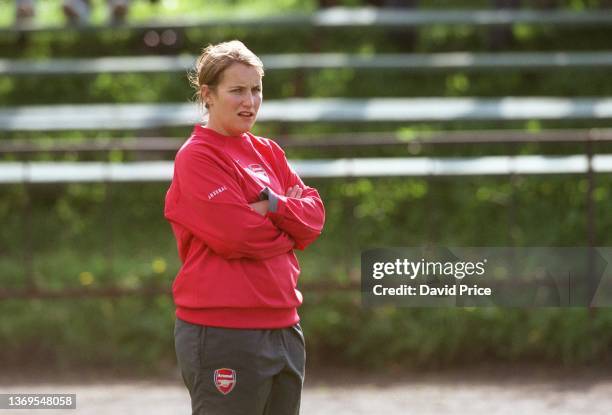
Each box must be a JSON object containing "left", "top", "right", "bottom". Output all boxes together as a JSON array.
[{"left": 201, "top": 85, "right": 212, "bottom": 108}]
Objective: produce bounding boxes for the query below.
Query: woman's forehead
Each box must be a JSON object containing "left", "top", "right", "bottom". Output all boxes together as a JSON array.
[{"left": 219, "top": 63, "right": 262, "bottom": 86}]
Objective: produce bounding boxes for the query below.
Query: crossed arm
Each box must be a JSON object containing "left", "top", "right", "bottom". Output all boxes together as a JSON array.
[
  {"left": 166, "top": 145, "right": 324, "bottom": 259},
  {"left": 249, "top": 184, "right": 303, "bottom": 216}
]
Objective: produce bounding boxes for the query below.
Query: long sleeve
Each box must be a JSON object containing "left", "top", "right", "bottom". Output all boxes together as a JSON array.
[
  {"left": 164, "top": 145, "right": 295, "bottom": 260},
  {"left": 260, "top": 144, "right": 325, "bottom": 251}
]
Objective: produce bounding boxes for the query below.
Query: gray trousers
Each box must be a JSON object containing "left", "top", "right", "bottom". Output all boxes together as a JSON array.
[{"left": 174, "top": 317, "right": 306, "bottom": 415}]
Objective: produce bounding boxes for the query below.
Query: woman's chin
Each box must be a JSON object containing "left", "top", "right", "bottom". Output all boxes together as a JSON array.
[{"left": 237, "top": 120, "right": 256, "bottom": 134}]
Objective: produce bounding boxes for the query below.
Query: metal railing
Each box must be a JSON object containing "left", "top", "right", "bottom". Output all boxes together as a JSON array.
[
  {"left": 3, "top": 52, "right": 612, "bottom": 75},
  {"left": 4, "top": 7, "right": 612, "bottom": 34},
  {"left": 1, "top": 129, "right": 607, "bottom": 300}
]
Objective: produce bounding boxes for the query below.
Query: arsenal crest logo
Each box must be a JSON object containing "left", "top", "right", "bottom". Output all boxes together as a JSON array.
[
  {"left": 247, "top": 164, "right": 269, "bottom": 182},
  {"left": 214, "top": 368, "right": 236, "bottom": 395}
]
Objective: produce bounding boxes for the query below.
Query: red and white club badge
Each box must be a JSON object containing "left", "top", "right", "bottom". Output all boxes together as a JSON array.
[
  {"left": 214, "top": 368, "right": 237, "bottom": 395},
  {"left": 247, "top": 164, "right": 269, "bottom": 182}
]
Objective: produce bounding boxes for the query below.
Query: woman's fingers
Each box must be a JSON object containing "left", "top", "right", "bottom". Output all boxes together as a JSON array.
[
  {"left": 249, "top": 200, "right": 269, "bottom": 216},
  {"left": 285, "top": 185, "right": 303, "bottom": 198}
]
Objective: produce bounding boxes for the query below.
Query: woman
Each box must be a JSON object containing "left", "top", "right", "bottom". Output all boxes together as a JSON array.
[{"left": 164, "top": 40, "right": 325, "bottom": 415}]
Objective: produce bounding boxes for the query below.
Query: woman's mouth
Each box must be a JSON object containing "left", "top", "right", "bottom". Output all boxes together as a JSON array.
[{"left": 238, "top": 111, "right": 254, "bottom": 119}]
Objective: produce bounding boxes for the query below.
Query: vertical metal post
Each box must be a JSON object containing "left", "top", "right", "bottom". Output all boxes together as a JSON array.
[
  {"left": 586, "top": 131, "right": 597, "bottom": 315},
  {"left": 425, "top": 174, "right": 435, "bottom": 246},
  {"left": 344, "top": 177, "right": 357, "bottom": 283},
  {"left": 22, "top": 180, "right": 36, "bottom": 293},
  {"left": 104, "top": 179, "right": 114, "bottom": 279},
  {"left": 104, "top": 148, "right": 115, "bottom": 279},
  {"left": 425, "top": 139, "right": 436, "bottom": 247},
  {"left": 294, "top": 69, "right": 306, "bottom": 99},
  {"left": 586, "top": 133, "right": 596, "bottom": 256},
  {"left": 507, "top": 142, "right": 518, "bottom": 247},
  {"left": 507, "top": 142, "right": 518, "bottom": 296}
]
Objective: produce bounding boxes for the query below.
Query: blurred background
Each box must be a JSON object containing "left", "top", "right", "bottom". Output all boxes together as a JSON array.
[{"left": 1, "top": 0, "right": 612, "bottom": 412}]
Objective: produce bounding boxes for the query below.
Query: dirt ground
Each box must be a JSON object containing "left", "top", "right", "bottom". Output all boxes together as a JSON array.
[{"left": 1, "top": 365, "right": 611, "bottom": 414}]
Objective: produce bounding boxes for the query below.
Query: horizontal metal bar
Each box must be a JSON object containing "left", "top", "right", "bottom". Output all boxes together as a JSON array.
[
  {"left": 277, "top": 128, "right": 612, "bottom": 147},
  {"left": 0, "top": 161, "right": 173, "bottom": 183},
  {"left": 4, "top": 7, "right": 612, "bottom": 34},
  {"left": 0, "top": 154, "right": 610, "bottom": 183},
  {"left": 291, "top": 155, "right": 596, "bottom": 177},
  {"left": 2, "top": 98, "right": 612, "bottom": 131},
  {"left": 3, "top": 52, "right": 612, "bottom": 75},
  {"left": 2, "top": 129, "right": 612, "bottom": 154}
]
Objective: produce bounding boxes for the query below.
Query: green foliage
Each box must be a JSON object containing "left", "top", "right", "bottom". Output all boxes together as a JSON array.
[
  {"left": 0, "top": 297, "right": 175, "bottom": 372},
  {"left": 1, "top": 0, "right": 612, "bottom": 372},
  {"left": 2, "top": 174, "right": 611, "bottom": 371}
]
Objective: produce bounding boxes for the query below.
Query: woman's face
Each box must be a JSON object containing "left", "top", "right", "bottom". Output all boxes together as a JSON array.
[{"left": 202, "top": 63, "right": 263, "bottom": 137}]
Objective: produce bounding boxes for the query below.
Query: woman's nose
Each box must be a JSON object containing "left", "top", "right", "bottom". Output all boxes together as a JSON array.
[{"left": 242, "top": 91, "right": 257, "bottom": 108}]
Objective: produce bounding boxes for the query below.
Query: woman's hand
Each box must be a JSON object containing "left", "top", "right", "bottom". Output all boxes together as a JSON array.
[
  {"left": 249, "top": 200, "right": 269, "bottom": 216},
  {"left": 250, "top": 186, "right": 301, "bottom": 216},
  {"left": 286, "top": 185, "right": 303, "bottom": 199}
]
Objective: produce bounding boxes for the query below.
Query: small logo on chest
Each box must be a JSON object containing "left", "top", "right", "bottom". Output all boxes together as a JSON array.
[{"left": 246, "top": 164, "right": 269, "bottom": 182}]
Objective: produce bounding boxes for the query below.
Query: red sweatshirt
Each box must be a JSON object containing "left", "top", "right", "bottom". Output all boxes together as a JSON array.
[{"left": 164, "top": 125, "right": 325, "bottom": 329}]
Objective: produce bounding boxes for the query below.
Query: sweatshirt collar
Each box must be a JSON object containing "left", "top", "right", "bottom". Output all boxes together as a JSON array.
[{"left": 193, "top": 124, "right": 248, "bottom": 143}]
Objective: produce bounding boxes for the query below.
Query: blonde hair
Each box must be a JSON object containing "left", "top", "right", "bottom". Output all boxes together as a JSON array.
[{"left": 188, "top": 40, "right": 264, "bottom": 111}]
